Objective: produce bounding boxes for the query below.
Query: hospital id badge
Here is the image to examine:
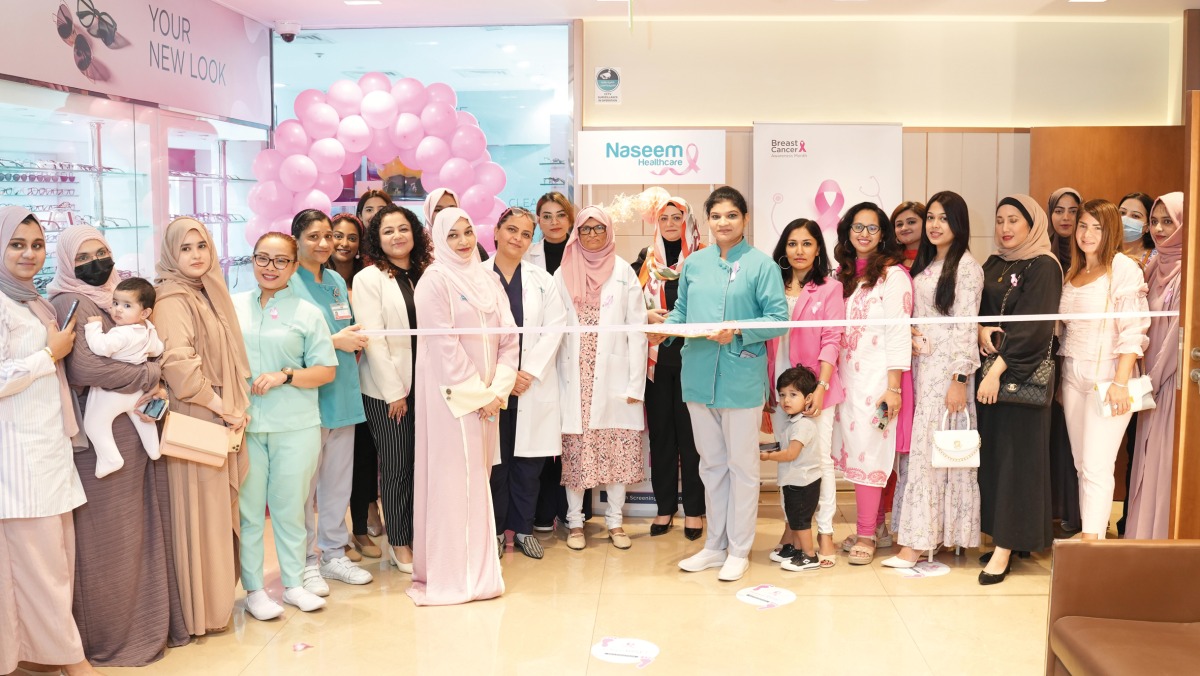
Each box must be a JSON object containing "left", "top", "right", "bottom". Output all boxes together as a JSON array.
[{"left": 331, "top": 302, "right": 352, "bottom": 321}]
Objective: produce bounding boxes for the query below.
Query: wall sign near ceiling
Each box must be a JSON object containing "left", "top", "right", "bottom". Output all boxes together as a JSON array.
[{"left": 595, "top": 66, "right": 621, "bottom": 105}]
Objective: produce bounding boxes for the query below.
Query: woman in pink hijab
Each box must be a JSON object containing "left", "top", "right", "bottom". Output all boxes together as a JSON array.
[
  {"left": 423, "top": 188, "right": 489, "bottom": 261},
  {"left": 408, "top": 207, "right": 518, "bottom": 606},
  {"left": 1126, "top": 192, "right": 1184, "bottom": 539},
  {"left": 555, "top": 206, "right": 648, "bottom": 551}
]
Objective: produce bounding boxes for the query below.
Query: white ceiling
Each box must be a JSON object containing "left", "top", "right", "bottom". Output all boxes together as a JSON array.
[{"left": 216, "top": 0, "right": 1200, "bottom": 29}]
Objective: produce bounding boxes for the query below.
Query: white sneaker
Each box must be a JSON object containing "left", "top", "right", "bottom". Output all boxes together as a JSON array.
[
  {"left": 301, "top": 564, "right": 330, "bottom": 597},
  {"left": 283, "top": 586, "right": 327, "bottom": 612},
  {"left": 244, "top": 590, "right": 283, "bottom": 621},
  {"left": 320, "top": 556, "right": 374, "bottom": 585},
  {"left": 718, "top": 555, "right": 750, "bottom": 581},
  {"left": 678, "top": 548, "right": 727, "bottom": 572}
]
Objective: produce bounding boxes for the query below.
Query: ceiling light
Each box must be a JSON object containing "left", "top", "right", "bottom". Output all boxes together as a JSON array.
[
  {"left": 501, "top": 44, "right": 517, "bottom": 54},
  {"left": 516, "top": 60, "right": 530, "bottom": 69},
  {"left": 344, "top": 1, "right": 382, "bottom": 5},
  {"left": 274, "top": 83, "right": 286, "bottom": 88}
]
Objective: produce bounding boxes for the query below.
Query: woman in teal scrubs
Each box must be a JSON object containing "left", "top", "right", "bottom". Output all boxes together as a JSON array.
[
  {"left": 233, "top": 232, "right": 338, "bottom": 621},
  {"left": 288, "top": 209, "right": 373, "bottom": 594}
]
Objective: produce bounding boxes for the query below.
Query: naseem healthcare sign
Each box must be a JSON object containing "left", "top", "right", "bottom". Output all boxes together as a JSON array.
[{"left": 577, "top": 130, "right": 726, "bottom": 185}]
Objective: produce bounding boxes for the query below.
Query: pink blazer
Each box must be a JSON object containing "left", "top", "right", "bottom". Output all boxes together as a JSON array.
[{"left": 767, "top": 278, "right": 846, "bottom": 409}]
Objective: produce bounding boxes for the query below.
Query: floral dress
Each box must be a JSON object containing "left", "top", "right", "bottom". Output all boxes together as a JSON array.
[
  {"left": 892, "top": 256, "right": 984, "bottom": 551},
  {"left": 561, "top": 297, "right": 645, "bottom": 491}
]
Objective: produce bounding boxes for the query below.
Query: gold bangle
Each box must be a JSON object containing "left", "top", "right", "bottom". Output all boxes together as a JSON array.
[{"left": 43, "top": 346, "right": 56, "bottom": 363}]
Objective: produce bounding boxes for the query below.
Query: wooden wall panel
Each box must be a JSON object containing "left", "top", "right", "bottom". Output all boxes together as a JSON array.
[
  {"left": 1029, "top": 126, "right": 1185, "bottom": 209},
  {"left": 1171, "top": 92, "right": 1200, "bottom": 539}
]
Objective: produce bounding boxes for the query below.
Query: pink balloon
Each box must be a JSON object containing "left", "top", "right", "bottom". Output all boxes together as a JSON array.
[
  {"left": 420, "top": 102, "right": 457, "bottom": 139},
  {"left": 308, "top": 138, "right": 347, "bottom": 174},
  {"left": 475, "top": 222, "right": 496, "bottom": 254},
  {"left": 425, "top": 82, "right": 457, "bottom": 108},
  {"left": 292, "top": 189, "right": 332, "bottom": 215},
  {"left": 450, "top": 124, "right": 487, "bottom": 161},
  {"left": 361, "top": 90, "right": 399, "bottom": 130},
  {"left": 487, "top": 196, "right": 507, "bottom": 222},
  {"left": 273, "top": 119, "right": 310, "bottom": 156},
  {"left": 244, "top": 216, "right": 269, "bottom": 246},
  {"left": 338, "top": 151, "right": 363, "bottom": 176},
  {"left": 300, "top": 102, "right": 340, "bottom": 140},
  {"left": 438, "top": 158, "right": 475, "bottom": 196},
  {"left": 279, "top": 154, "right": 318, "bottom": 192},
  {"left": 358, "top": 71, "right": 392, "bottom": 94},
  {"left": 270, "top": 216, "right": 293, "bottom": 234},
  {"left": 252, "top": 148, "right": 284, "bottom": 182},
  {"left": 314, "top": 172, "right": 345, "bottom": 201},
  {"left": 473, "top": 161, "right": 506, "bottom": 195},
  {"left": 365, "top": 130, "right": 398, "bottom": 165},
  {"left": 418, "top": 171, "right": 442, "bottom": 194},
  {"left": 456, "top": 111, "right": 478, "bottom": 127},
  {"left": 336, "top": 115, "right": 371, "bottom": 154},
  {"left": 293, "top": 89, "right": 326, "bottom": 119},
  {"left": 470, "top": 150, "right": 492, "bottom": 167},
  {"left": 460, "top": 184, "right": 495, "bottom": 221},
  {"left": 391, "top": 78, "right": 428, "bottom": 115},
  {"left": 388, "top": 113, "right": 424, "bottom": 150},
  {"left": 396, "top": 145, "right": 419, "bottom": 172},
  {"left": 249, "top": 180, "right": 293, "bottom": 216},
  {"left": 414, "top": 136, "right": 451, "bottom": 174},
  {"left": 327, "top": 79, "right": 364, "bottom": 118}
]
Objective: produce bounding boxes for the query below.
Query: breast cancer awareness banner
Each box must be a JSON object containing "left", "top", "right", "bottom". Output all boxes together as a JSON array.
[
  {"left": 577, "top": 129, "right": 725, "bottom": 184},
  {"left": 752, "top": 123, "right": 902, "bottom": 257}
]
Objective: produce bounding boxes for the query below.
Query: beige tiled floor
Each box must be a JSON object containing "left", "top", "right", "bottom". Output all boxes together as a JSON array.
[{"left": 101, "top": 493, "right": 1058, "bottom": 675}]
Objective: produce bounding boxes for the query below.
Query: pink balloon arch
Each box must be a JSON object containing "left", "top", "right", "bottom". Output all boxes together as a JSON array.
[{"left": 246, "top": 74, "right": 509, "bottom": 250}]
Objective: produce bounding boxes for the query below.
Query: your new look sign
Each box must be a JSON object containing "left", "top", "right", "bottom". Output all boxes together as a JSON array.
[{"left": 577, "top": 130, "right": 726, "bottom": 184}]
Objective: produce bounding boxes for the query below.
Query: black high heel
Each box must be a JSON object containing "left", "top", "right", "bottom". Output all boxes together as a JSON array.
[
  {"left": 650, "top": 517, "right": 673, "bottom": 537},
  {"left": 980, "top": 549, "right": 1030, "bottom": 565},
  {"left": 978, "top": 561, "right": 1012, "bottom": 585},
  {"left": 684, "top": 526, "right": 703, "bottom": 541}
]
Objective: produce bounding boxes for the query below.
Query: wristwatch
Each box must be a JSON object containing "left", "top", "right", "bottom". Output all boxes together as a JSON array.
[
  {"left": 817, "top": 380, "right": 830, "bottom": 391},
  {"left": 953, "top": 373, "right": 969, "bottom": 384},
  {"left": 281, "top": 367, "right": 294, "bottom": 385}
]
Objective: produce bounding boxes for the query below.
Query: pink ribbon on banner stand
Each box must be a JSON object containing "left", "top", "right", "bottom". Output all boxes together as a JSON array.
[
  {"left": 650, "top": 143, "right": 701, "bottom": 176},
  {"left": 814, "top": 179, "right": 845, "bottom": 234}
]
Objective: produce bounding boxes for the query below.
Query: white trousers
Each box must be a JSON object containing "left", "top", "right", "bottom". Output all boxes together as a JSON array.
[
  {"left": 771, "top": 406, "right": 835, "bottom": 534},
  {"left": 687, "top": 404, "right": 761, "bottom": 558},
  {"left": 567, "top": 483, "right": 625, "bottom": 529},
  {"left": 1061, "top": 357, "right": 1133, "bottom": 539},
  {"left": 306, "top": 425, "right": 356, "bottom": 563},
  {"left": 83, "top": 388, "right": 160, "bottom": 478}
]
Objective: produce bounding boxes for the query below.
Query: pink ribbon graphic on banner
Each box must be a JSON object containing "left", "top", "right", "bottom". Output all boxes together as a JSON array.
[
  {"left": 650, "top": 143, "right": 701, "bottom": 176},
  {"left": 814, "top": 179, "right": 845, "bottom": 233}
]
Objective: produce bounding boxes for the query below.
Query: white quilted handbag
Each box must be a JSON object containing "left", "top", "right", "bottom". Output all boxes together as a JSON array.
[{"left": 931, "top": 411, "right": 981, "bottom": 469}]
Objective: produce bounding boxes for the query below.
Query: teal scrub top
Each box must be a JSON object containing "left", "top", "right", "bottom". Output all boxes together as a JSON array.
[
  {"left": 233, "top": 286, "right": 339, "bottom": 435},
  {"left": 289, "top": 266, "right": 367, "bottom": 429},
  {"left": 665, "top": 238, "right": 788, "bottom": 409}
]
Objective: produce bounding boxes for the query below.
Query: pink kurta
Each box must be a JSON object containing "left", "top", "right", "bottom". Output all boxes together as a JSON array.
[{"left": 408, "top": 268, "right": 518, "bottom": 606}]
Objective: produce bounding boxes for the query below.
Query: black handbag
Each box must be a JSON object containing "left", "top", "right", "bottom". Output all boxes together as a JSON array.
[{"left": 978, "top": 259, "right": 1055, "bottom": 408}]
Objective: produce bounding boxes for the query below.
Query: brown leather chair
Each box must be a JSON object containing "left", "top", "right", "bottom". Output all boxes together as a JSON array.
[{"left": 1046, "top": 539, "right": 1200, "bottom": 675}]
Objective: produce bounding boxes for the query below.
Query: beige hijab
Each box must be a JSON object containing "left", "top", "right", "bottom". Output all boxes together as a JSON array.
[
  {"left": 154, "top": 218, "right": 251, "bottom": 417},
  {"left": 995, "top": 194, "right": 1059, "bottom": 269}
]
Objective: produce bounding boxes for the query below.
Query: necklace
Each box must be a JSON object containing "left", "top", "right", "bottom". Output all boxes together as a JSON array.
[{"left": 996, "top": 260, "right": 1021, "bottom": 283}]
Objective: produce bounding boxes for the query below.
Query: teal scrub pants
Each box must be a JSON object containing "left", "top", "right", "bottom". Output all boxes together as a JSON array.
[{"left": 239, "top": 426, "right": 322, "bottom": 590}]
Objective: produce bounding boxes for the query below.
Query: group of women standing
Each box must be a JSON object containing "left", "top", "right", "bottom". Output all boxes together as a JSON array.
[{"left": 0, "top": 176, "right": 1187, "bottom": 671}]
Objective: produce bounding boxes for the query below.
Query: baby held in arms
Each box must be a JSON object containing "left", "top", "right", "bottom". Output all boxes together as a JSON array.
[{"left": 82, "top": 277, "right": 165, "bottom": 478}]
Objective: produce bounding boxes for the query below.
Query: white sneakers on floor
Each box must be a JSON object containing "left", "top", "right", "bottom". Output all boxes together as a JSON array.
[
  {"left": 678, "top": 548, "right": 727, "bottom": 572},
  {"left": 302, "top": 565, "right": 330, "bottom": 597},
  {"left": 245, "top": 590, "right": 283, "bottom": 621},
  {"left": 283, "top": 586, "right": 327, "bottom": 612},
  {"left": 718, "top": 555, "right": 749, "bottom": 581},
  {"left": 320, "top": 556, "right": 374, "bottom": 585}
]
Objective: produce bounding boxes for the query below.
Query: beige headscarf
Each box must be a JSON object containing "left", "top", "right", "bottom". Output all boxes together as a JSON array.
[
  {"left": 995, "top": 194, "right": 1059, "bottom": 269},
  {"left": 46, "top": 224, "right": 118, "bottom": 311},
  {"left": 560, "top": 206, "right": 618, "bottom": 309},
  {"left": 0, "top": 207, "right": 78, "bottom": 437},
  {"left": 154, "top": 218, "right": 251, "bottom": 417}
]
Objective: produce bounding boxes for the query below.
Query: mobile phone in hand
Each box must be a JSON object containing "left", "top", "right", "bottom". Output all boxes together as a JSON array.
[
  {"left": 59, "top": 300, "right": 79, "bottom": 330},
  {"left": 141, "top": 398, "right": 168, "bottom": 421},
  {"left": 872, "top": 402, "right": 890, "bottom": 430}
]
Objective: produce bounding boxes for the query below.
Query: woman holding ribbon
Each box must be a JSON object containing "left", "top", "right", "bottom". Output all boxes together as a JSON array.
[
  {"left": 1127, "top": 192, "right": 1185, "bottom": 539},
  {"left": 48, "top": 225, "right": 188, "bottom": 665},
  {"left": 408, "top": 207, "right": 518, "bottom": 606},
  {"left": 832, "top": 202, "right": 913, "bottom": 566},
  {"left": 636, "top": 196, "right": 706, "bottom": 540},
  {"left": 556, "top": 205, "right": 647, "bottom": 552},
  {"left": 656, "top": 186, "right": 787, "bottom": 582}
]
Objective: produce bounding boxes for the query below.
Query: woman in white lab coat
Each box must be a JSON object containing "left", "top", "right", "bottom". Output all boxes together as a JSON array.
[
  {"left": 484, "top": 206, "right": 570, "bottom": 560},
  {"left": 555, "top": 205, "right": 648, "bottom": 551}
]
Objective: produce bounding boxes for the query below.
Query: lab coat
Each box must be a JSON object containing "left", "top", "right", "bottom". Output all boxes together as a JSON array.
[
  {"left": 484, "top": 260, "right": 570, "bottom": 458},
  {"left": 554, "top": 259, "right": 648, "bottom": 434}
]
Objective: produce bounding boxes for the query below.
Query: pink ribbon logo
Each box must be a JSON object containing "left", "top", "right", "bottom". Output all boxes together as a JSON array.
[
  {"left": 814, "top": 179, "right": 845, "bottom": 234},
  {"left": 650, "top": 143, "right": 701, "bottom": 176}
]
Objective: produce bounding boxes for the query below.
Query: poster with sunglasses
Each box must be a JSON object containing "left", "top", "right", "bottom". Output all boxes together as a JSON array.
[
  {"left": 750, "top": 123, "right": 902, "bottom": 259},
  {"left": 1, "top": 0, "right": 270, "bottom": 126}
]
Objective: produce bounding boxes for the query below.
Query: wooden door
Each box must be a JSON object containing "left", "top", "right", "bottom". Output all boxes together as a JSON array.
[{"left": 1171, "top": 91, "right": 1200, "bottom": 538}]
